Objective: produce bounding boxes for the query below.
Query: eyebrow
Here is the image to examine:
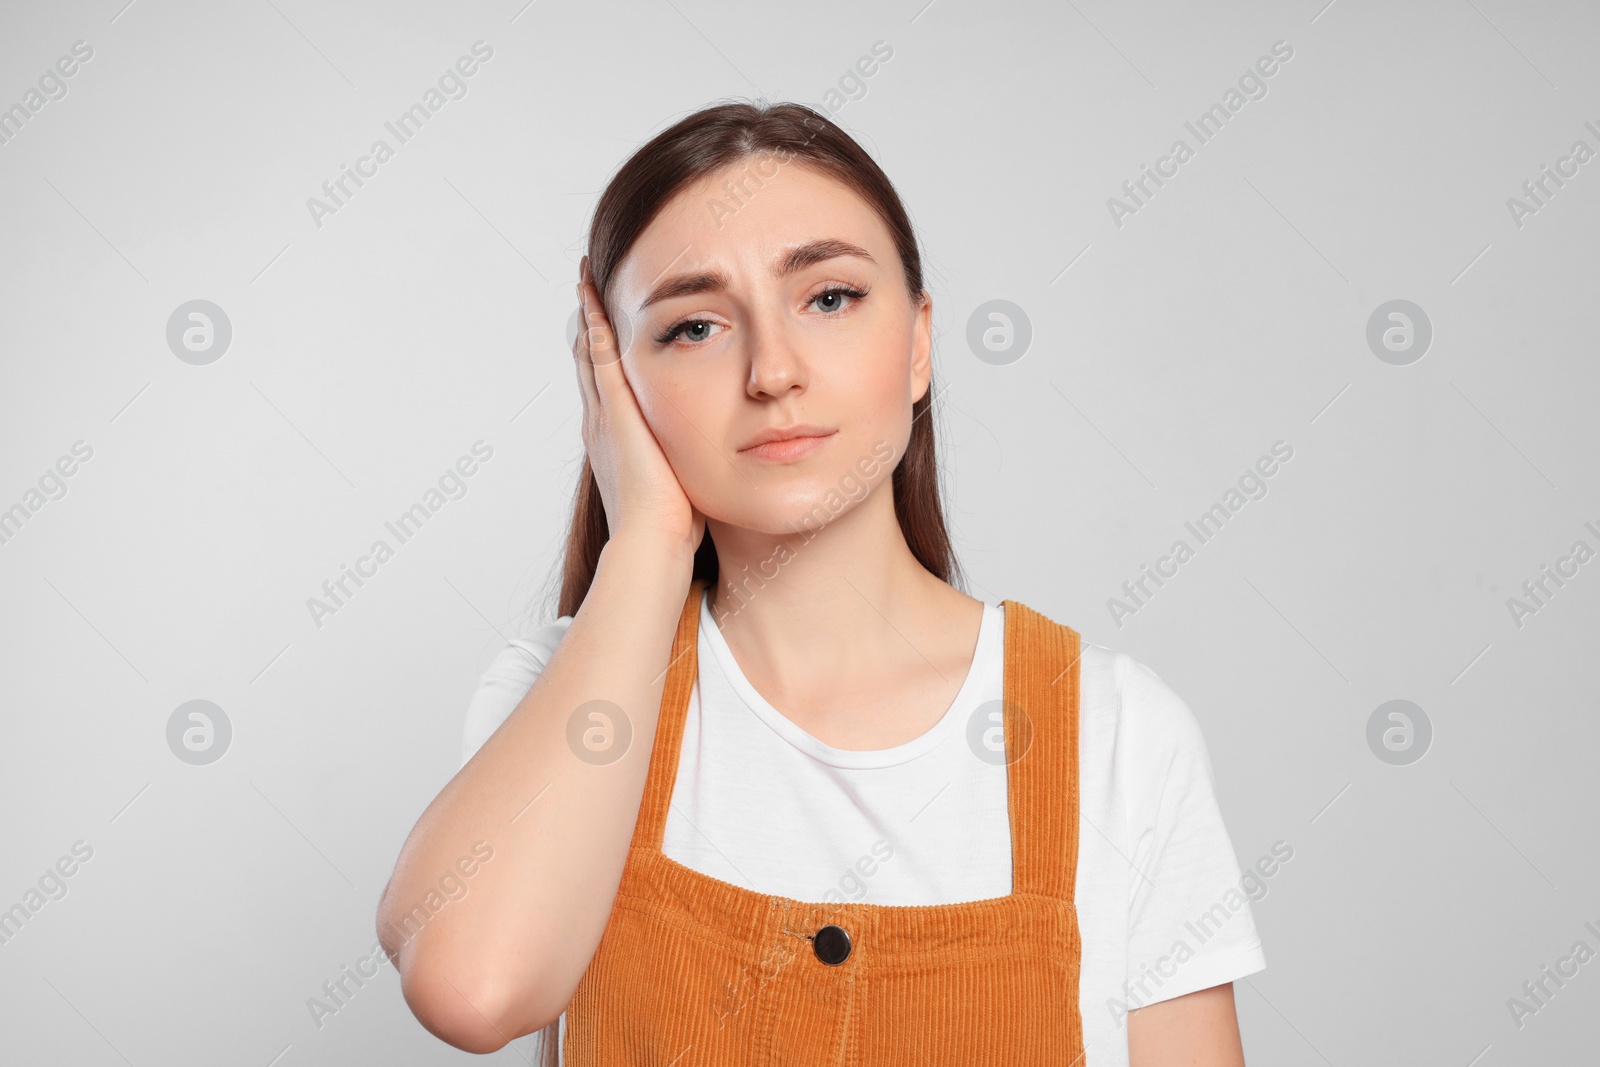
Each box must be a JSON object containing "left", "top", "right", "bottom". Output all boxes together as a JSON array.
[{"left": 636, "top": 238, "right": 876, "bottom": 315}]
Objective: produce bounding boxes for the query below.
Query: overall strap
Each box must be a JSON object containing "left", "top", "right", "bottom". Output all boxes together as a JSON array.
[
  {"left": 632, "top": 578, "right": 704, "bottom": 852},
  {"left": 999, "top": 599, "right": 1083, "bottom": 902}
]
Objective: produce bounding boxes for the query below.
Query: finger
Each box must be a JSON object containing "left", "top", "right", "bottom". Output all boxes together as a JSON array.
[
  {"left": 579, "top": 256, "right": 637, "bottom": 361},
  {"left": 577, "top": 261, "right": 645, "bottom": 428},
  {"left": 579, "top": 278, "right": 622, "bottom": 368},
  {"left": 578, "top": 279, "right": 639, "bottom": 423},
  {"left": 572, "top": 287, "right": 601, "bottom": 421}
]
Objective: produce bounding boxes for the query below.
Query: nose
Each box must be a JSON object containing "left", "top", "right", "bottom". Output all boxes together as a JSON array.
[{"left": 745, "top": 316, "right": 809, "bottom": 400}]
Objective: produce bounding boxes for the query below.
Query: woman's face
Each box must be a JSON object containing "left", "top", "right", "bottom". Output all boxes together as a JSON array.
[{"left": 603, "top": 159, "right": 932, "bottom": 536}]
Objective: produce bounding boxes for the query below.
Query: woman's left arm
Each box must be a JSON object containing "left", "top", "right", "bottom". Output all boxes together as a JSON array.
[{"left": 1127, "top": 982, "right": 1246, "bottom": 1067}]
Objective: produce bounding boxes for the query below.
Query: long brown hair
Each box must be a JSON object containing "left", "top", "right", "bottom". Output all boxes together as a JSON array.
[{"left": 554, "top": 100, "right": 963, "bottom": 623}]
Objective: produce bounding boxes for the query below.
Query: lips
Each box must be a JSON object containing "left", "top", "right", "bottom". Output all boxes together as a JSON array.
[{"left": 737, "top": 423, "right": 836, "bottom": 452}]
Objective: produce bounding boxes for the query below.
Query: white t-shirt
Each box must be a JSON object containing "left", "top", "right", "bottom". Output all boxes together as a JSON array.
[{"left": 460, "top": 588, "right": 1267, "bottom": 1065}]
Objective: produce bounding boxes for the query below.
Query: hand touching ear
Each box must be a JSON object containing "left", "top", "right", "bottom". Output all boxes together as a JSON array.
[{"left": 575, "top": 255, "right": 705, "bottom": 556}]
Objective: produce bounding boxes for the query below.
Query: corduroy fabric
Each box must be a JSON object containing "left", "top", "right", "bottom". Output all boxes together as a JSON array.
[{"left": 564, "top": 580, "right": 1086, "bottom": 1065}]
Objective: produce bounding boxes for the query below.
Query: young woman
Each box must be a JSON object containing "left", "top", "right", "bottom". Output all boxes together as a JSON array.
[{"left": 377, "top": 102, "right": 1265, "bottom": 1065}]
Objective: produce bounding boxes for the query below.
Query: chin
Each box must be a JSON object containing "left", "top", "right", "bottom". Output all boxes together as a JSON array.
[
  {"left": 707, "top": 493, "right": 852, "bottom": 540},
  {"left": 769, "top": 496, "right": 857, "bottom": 537}
]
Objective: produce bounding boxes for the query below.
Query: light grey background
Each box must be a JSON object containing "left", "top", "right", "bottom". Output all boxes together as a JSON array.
[{"left": 2, "top": 0, "right": 1597, "bottom": 1063}]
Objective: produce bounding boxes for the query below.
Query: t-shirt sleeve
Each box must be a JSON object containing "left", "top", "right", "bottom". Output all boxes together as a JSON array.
[
  {"left": 1118, "top": 651, "right": 1267, "bottom": 1005},
  {"left": 460, "top": 619, "right": 574, "bottom": 769}
]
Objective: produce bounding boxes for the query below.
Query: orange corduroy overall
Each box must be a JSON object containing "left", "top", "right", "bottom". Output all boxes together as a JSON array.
[{"left": 563, "top": 580, "right": 1087, "bottom": 1065}]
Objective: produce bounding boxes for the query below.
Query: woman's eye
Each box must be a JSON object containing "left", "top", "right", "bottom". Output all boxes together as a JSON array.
[
  {"left": 658, "top": 319, "right": 724, "bottom": 345},
  {"left": 811, "top": 285, "right": 867, "bottom": 314}
]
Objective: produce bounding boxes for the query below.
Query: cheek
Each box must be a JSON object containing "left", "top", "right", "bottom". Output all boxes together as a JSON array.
[
  {"left": 838, "top": 327, "right": 914, "bottom": 420},
  {"left": 626, "top": 362, "right": 718, "bottom": 465},
  {"left": 863, "top": 351, "right": 911, "bottom": 406}
]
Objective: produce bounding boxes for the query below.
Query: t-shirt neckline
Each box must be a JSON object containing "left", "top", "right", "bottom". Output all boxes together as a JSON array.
[{"left": 697, "top": 587, "right": 1003, "bottom": 770}]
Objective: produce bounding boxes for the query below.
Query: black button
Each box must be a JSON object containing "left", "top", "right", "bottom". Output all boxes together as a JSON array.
[{"left": 812, "top": 924, "right": 851, "bottom": 965}]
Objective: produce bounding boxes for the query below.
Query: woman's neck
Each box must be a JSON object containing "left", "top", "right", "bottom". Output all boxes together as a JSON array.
[{"left": 701, "top": 495, "right": 985, "bottom": 749}]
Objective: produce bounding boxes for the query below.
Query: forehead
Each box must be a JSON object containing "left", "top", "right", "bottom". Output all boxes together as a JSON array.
[{"left": 611, "top": 159, "right": 891, "bottom": 303}]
